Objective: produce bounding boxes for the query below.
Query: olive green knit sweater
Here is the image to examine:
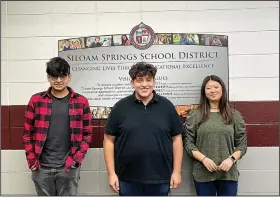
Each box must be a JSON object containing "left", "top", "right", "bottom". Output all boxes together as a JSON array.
[{"left": 183, "top": 109, "right": 247, "bottom": 182}]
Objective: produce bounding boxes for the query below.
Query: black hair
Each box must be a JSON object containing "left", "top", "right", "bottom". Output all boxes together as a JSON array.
[
  {"left": 198, "top": 75, "right": 232, "bottom": 126},
  {"left": 46, "top": 57, "right": 70, "bottom": 77},
  {"left": 129, "top": 62, "right": 157, "bottom": 80}
]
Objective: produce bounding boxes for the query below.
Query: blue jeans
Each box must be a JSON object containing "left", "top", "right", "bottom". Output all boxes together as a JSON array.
[
  {"left": 31, "top": 166, "right": 80, "bottom": 196},
  {"left": 119, "top": 180, "right": 170, "bottom": 196},
  {"left": 194, "top": 179, "right": 238, "bottom": 196}
]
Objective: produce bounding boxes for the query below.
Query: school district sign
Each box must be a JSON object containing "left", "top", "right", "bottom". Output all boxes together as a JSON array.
[{"left": 58, "top": 22, "right": 229, "bottom": 114}]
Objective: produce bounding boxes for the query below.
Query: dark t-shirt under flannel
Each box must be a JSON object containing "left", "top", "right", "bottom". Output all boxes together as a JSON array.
[{"left": 39, "top": 93, "right": 71, "bottom": 168}]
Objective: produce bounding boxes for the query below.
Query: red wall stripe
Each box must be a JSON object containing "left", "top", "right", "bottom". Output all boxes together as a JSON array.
[
  {"left": 1, "top": 101, "right": 279, "bottom": 150},
  {"left": 235, "top": 101, "right": 279, "bottom": 124}
]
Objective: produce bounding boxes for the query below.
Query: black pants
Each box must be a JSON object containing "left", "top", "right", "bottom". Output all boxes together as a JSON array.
[
  {"left": 119, "top": 180, "right": 170, "bottom": 196},
  {"left": 194, "top": 179, "right": 238, "bottom": 196},
  {"left": 31, "top": 166, "right": 80, "bottom": 196}
]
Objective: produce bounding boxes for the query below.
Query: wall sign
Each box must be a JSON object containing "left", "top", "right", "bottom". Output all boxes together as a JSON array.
[{"left": 58, "top": 22, "right": 229, "bottom": 119}]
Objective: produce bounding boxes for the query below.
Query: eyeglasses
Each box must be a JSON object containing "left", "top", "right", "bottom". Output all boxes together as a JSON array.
[{"left": 48, "top": 75, "right": 69, "bottom": 81}]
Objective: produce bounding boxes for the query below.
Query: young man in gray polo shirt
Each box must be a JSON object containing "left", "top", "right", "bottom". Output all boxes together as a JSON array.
[{"left": 103, "top": 62, "right": 183, "bottom": 196}]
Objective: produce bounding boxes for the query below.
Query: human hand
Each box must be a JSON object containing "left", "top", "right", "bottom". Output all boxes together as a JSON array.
[
  {"left": 109, "top": 173, "right": 119, "bottom": 193},
  {"left": 202, "top": 157, "right": 218, "bottom": 172},
  {"left": 218, "top": 158, "right": 233, "bottom": 172},
  {"left": 71, "top": 161, "right": 77, "bottom": 168},
  {"left": 170, "top": 172, "right": 181, "bottom": 189},
  {"left": 30, "top": 165, "right": 37, "bottom": 171}
]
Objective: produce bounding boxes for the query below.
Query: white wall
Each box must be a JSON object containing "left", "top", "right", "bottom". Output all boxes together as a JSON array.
[
  {"left": 1, "top": 1, "right": 279, "bottom": 106},
  {"left": 1, "top": 148, "right": 279, "bottom": 195},
  {"left": 1, "top": 1, "right": 279, "bottom": 195}
]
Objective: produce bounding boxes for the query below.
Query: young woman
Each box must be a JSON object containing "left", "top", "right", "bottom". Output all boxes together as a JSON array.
[{"left": 183, "top": 75, "right": 247, "bottom": 196}]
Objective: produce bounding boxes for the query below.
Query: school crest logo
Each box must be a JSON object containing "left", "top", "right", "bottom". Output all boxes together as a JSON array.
[{"left": 129, "top": 22, "right": 155, "bottom": 50}]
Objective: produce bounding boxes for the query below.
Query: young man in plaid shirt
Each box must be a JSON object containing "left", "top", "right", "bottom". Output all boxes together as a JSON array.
[{"left": 23, "top": 57, "right": 92, "bottom": 196}]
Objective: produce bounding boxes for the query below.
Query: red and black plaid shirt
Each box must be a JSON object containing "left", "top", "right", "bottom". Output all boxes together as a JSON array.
[{"left": 23, "top": 87, "right": 92, "bottom": 172}]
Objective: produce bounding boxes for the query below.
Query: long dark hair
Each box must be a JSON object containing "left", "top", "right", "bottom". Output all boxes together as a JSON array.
[{"left": 198, "top": 75, "right": 233, "bottom": 126}]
